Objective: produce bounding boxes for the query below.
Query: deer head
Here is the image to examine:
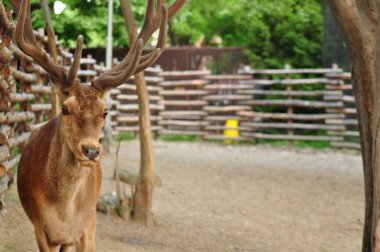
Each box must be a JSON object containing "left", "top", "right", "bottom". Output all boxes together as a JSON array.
[{"left": 13, "top": 0, "right": 169, "bottom": 167}]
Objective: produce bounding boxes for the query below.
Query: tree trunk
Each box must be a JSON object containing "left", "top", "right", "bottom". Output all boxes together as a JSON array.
[
  {"left": 327, "top": 1, "right": 379, "bottom": 251},
  {"left": 120, "top": 0, "right": 154, "bottom": 226},
  {"left": 132, "top": 72, "right": 154, "bottom": 225}
]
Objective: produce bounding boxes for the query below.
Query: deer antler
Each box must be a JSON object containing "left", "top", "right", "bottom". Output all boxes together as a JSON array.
[
  {"left": 12, "top": 0, "right": 83, "bottom": 91},
  {"left": 91, "top": 0, "right": 169, "bottom": 91}
]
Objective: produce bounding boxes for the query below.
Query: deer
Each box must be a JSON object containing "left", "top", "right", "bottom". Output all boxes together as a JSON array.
[{"left": 9, "top": 0, "right": 171, "bottom": 251}]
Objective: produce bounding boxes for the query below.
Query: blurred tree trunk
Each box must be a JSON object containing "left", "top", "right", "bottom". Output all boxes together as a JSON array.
[
  {"left": 120, "top": 0, "right": 155, "bottom": 226},
  {"left": 328, "top": 1, "right": 380, "bottom": 251}
]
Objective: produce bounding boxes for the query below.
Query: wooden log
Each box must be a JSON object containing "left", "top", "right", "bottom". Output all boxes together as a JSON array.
[
  {"left": 203, "top": 105, "right": 251, "bottom": 112},
  {"left": 238, "top": 68, "right": 343, "bottom": 75},
  {"left": 0, "top": 75, "right": 9, "bottom": 91},
  {"left": 10, "top": 67, "right": 37, "bottom": 82},
  {"left": 241, "top": 122, "right": 345, "bottom": 131},
  {"left": 161, "top": 100, "right": 208, "bottom": 107},
  {"left": 116, "top": 125, "right": 162, "bottom": 132},
  {"left": 0, "top": 132, "right": 7, "bottom": 145},
  {"left": 159, "top": 70, "right": 211, "bottom": 77},
  {"left": 325, "top": 108, "right": 357, "bottom": 114},
  {"left": 28, "top": 103, "right": 52, "bottom": 112},
  {"left": 118, "top": 84, "right": 162, "bottom": 92},
  {"left": 117, "top": 94, "right": 161, "bottom": 102},
  {"left": 158, "top": 129, "right": 206, "bottom": 136},
  {"left": 239, "top": 99, "right": 344, "bottom": 108},
  {"left": 0, "top": 145, "right": 10, "bottom": 164},
  {"left": 205, "top": 125, "right": 250, "bottom": 131},
  {"left": 205, "top": 115, "right": 242, "bottom": 121},
  {"left": 0, "top": 46, "right": 13, "bottom": 63},
  {"left": 327, "top": 130, "right": 359, "bottom": 137},
  {"left": 159, "top": 120, "right": 208, "bottom": 127},
  {"left": 160, "top": 110, "right": 207, "bottom": 118},
  {"left": 204, "top": 84, "right": 254, "bottom": 90},
  {"left": 204, "top": 75, "right": 252, "bottom": 81},
  {"left": 9, "top": 93, "right": 35, "bottom": 102},
  {"left": 77, "top": 70, "right": 97, "bottom": 77},
  {"left": 239, "top": 78, "right": 340, "bottom": 86},
  {"left": 6, "top": 132, "right": 31, "bottom": 149},
  {"left": 27, "top": 85, "right": 52, "bottom": 94},
  {"left": 238, "top": 90, "right": 342, "bottom": 97},
  {"left": 159, "top": 90, "right": 209, "bottom": 96},
  {"left": 0, "top": 155, "right": 20, "bottom": 178},
  {"left": 325, "top": 119, "right": 358, "bottom": 126},
  {"left": 159, "top": 79, "right": 208, "bottom": 88},
  {"left": 237, "top": 111, "right": 345, "bottom": 120},
  {"left": 117, "top": 104, "right": 164, "bottom": 111},
  {"left": 0, "top": 111, "right": 35, "bottom": 124},
  {"left": 325, "top": 84, "right": 352, "bottom": 91},
  {"left": 117, "top": 115, "right": 161, "bottom": 123},
  {"left": 204, "top": 135, "right": 248, "bottom": 141},
  {"left": 241, "top": 132, "right": 344, "bottom": 141},
  {"left": 0, "top": 99, "right": 10, "bottom": 111},
  {"left": 203, "top": 95, "right": 252, "bottom": 101},
  {"left": 325, "top": 72, "right": 351, "bottom": 80},
  {"left": 330, "top": 141, "right": 360, "bottom": 149},
  {"left": 27, "top": 122, "right": 47, "bottom": 131}
]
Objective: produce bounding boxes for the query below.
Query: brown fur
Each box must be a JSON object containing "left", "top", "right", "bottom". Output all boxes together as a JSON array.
[{"left": 18, "top": 84, "right": 106, "bottom": 251}]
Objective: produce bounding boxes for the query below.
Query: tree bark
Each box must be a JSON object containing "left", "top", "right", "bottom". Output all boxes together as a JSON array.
[
  {"left": 328, "top": 1, "right": 378, "bottom": 251},
  {"left": 120, "top": 0, "right": 155, "bottom": 225}
]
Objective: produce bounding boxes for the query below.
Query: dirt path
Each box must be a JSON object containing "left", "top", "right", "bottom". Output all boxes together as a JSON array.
[{"left": 0, "top": 141, "right": 364, "bottom": 252}]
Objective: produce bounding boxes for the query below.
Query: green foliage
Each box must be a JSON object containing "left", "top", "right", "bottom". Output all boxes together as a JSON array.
[
  {"left": 171, "top": 0, "right": 323, "bottom": 68},
  {"left": 17, "top": 0, "right": 321, "bottom": 68}
]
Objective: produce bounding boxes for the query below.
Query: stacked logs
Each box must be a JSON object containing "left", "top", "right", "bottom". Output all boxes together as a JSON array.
[{"left": 158, "top": 70, "right": 210, "bottom": 138}]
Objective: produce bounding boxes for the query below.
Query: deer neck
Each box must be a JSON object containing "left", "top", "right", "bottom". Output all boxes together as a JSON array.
[{"left": 44, "top": 116, "right": 91, "bottom": 203}]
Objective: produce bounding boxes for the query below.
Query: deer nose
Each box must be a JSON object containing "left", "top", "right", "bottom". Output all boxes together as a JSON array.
[{"left": 82, "top": 146, "right": 100, "bottom": 160}]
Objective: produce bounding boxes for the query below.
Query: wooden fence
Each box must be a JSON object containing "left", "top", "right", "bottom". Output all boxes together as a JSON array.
[
  {"left": 0, "top": 4, "right": 361, "bottom": 222},
  {"left": 110, "top": 65, "right": 359, "bottom": 149}
]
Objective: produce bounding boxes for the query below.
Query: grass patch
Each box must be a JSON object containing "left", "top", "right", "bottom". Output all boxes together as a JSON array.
[{"left": 160, "top": 135, "right": 200, "bottom": 142}]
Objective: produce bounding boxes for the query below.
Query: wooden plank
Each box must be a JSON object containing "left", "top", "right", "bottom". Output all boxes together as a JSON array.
[
  {"left": 117, "top": 94, "right": 161, "bottom": 102},
  {"left": 325, "top": 84, "right": 352, "bottom": 91},
  {"left": 204, "top": 75, "right": 252, "bottom": 81},
  {"left": 158, "top": 129, "right": 206, "bottom": 136},
  {"left": 159, "top": 70, "right": 211, "bottom": 77},
  {"left": 327, "top": 130, "right": 359, "bottom": 137},
  {"left": 118, "top": 84, "right": 162, "bottom": 92},
  {"left": 160, "top": 111, "right": 207, "bottom": 117},
  {"left": 241, "top": 122, "right": 345, "bottom": 131},
  {"left": 203, "top": 95, "right": 252, "bottom": 101},
  {"left": 116, "top": 125, "right": 162, "bottom": 132},
  {"left": 242, "top": 133, "right": 344, "bottom": 141},
  {"left": 238, "top": 90, "right": 342, "bottom": 97},
  {"left": 237, "top": 111, "right": 344, "bottom": 120},
  {"left": 204, "top": 135, "right": 248, "bottom": 141},
  {"left": 204, "top": 84, "right": 254, "bottom": 90},
  {"left": 0, "top": 111, "right": 35, "bottom": 124},
  {"left": 161, "top": 100, "right": 208, "bottom": 107},
  {"left": 28, "top": 103, "right": 52, "bottom": 112},
  {"left": 159, "top": 120, "right": 208, "bottom": 127},
  {"left": 325, "top": 72, "right": 351, "bottom": 79},
  {"left": 205, "top": 115, "right": 242, "bottom": 121},
  {"left": 0, "top": 154, "right": 20, "bottom": 178},
  {"left": 205, "top": 125, "right": 250, "bottom": 131},
  {"left": 239, "top": 68, "right": 343, "bottom": 75},
  {"left": 28, "top": 85, "right": 51, "bottom": 94},
  {"left": 203, "top": 105, "right": 251, "bottom": 112},
  {"left": 239, "top": 78, "right": 339, "bottom": 86},
  {"left": 159, "top": 90, "right": 209, "bottom": 96},
  {"left": 117, "top": 115, "right": 161, "bottom": 123},
  {"left": 325, "top": 119, "right": 358, "bottom": 126},
  {"left": 331, "top": 141, "right": 360, "bottom": 149},
  {"left": 325, "top": 108, "right": 357, "bottom": 114},
  {"left": 0, "top": 145, "right": 10, "bottom": 163},
  {"left": 240, "top": 100, "right": 344, "bottom": 108},
  {"left": 7, "top": 132, "right": 31, "bottom": 148},
  {"left": 159, "top": 80, "right": 208, "bottom": 88},
  {"left": 117, "top": 104, "right": 165, "bottom": 111}
]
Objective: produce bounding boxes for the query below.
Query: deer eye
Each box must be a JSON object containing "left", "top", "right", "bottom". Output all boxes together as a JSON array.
[
  {"left": 62, "top": 105, "right": 69, "bottom": 115},
  {"left": 103, "top": 110, "right": 109, "bottom": 118}
]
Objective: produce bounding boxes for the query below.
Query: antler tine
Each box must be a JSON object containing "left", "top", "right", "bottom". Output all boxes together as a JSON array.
[
  {"left": 92, "top": 39, "right": 144, "bottom": 90},
  {"left": 15, "top": 0, "right": 66, "bottom": 82},
  {"left": 67, "top": 35, "right": 84, "bottom": 85}
]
